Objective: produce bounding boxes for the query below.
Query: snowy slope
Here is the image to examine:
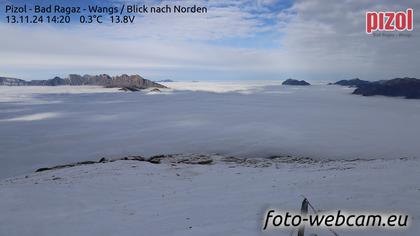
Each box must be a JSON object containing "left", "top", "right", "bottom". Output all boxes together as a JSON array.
[{"left": 0, "top": 156, "right": 419, "bottom": 236}]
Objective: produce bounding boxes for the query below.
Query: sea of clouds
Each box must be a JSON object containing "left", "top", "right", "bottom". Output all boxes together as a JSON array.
[{"left": 1, "top": 81, "right": 419, "bottom": 178}]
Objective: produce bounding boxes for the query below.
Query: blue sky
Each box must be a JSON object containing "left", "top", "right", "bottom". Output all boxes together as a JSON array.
[{"left": 1, "top": 0, "right": 419, "bottom": 81}]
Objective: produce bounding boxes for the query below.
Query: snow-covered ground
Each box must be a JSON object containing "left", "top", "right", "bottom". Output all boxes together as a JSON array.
[
  {"left": 0, "top": 156, "right": 418, "bottom": 236},
  {"left": 1, "top": 82, "right": 420, "bottom": 178}
]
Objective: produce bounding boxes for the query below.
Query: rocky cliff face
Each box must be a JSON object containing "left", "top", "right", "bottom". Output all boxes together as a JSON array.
[
  {"left": 110, "top": 74, "right": 166, "bottom": 88},
  {"left": 0, "top": 74, "right": 167, "bottom": 89}
]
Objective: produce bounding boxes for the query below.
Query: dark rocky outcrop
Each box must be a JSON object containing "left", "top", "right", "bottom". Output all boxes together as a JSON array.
[
  {"left": 332, "top": 78, "right": 371, "bottom": 87},
  {"left": 36, "top": 156, "right": 146, "bottom": 172},
  {"left": 148, "top": 154, "right": 213, "bottom": 165},
  {"left": 35, "top": 161, "right": 98, "bottom": 172},
  {"left": 282, "top": 79, "right": 310, "bottom": 86},
  {"left": 119, "top": 156, "right": 146, "bottom": 161},
  {"left": 353, "top": 77, "right": 420, "bottom": 99},
  {"left": 148, "top": 155, "right": 165, "bottom": 164},
  {"left": 35, "top": 154, "right": 215, "bottom": 173},
  {"left": 0, "top": 74, "right": 167, "bottom": 89},
  {"left": 119, "top": 87, "right": 141, "bottom": 92}
]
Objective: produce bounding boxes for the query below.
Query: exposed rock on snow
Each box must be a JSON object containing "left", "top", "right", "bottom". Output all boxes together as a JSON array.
[
  {"left": 35, "top": 156, "right": 145, "bottom": 172},
  {"left": 331, "top": 77, "right": 420, "bottom": 99},
  {"left": 35, "top": 161, "right": 97, "bottom": 172},
  {"left": 34, "top": 153, "right": 379, "bottom": 173},
  {"left": 148, "top": 154, "right": 213, "bottom": 165}
]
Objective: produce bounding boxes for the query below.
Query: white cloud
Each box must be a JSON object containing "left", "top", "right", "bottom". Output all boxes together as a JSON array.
[
  {"left": 277, "top": 0, "right": 420, "bottom": 79},
  {"left": 1, "top": 0, "right": 419, "bottom": 81}
]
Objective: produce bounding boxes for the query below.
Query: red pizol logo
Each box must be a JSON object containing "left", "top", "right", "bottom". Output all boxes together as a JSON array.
[{"left": 366, "top": 9, "right": 414, "bottom": 34}]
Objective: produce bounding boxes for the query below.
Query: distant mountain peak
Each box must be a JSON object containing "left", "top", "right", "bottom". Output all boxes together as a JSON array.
[{"left": 282, "top": 79, "right": 311, "bottom": 86}]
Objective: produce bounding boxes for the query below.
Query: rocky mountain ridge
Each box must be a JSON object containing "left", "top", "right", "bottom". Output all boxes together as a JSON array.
[
  {"left": 352, "top": 78, "right": 420, "bottom": 99},
  {"left": 332, "top": 77, "right": 420, "bottom": 99},
  {"left": 0, "top": 74, "right": 167, "bottom": 89}
]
